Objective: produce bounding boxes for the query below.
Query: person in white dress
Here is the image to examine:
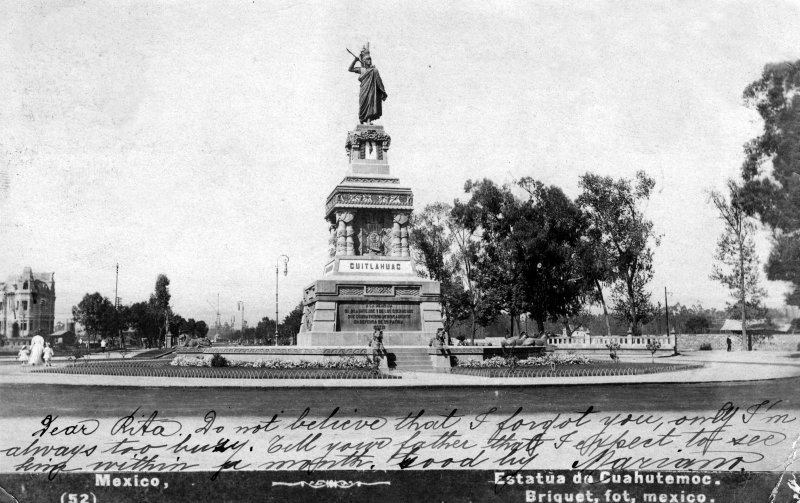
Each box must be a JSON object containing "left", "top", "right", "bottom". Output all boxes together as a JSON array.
[
  {"left": 18, "top": 345, "right": 30, "bottom": 365},
  {"left": 28, "top": 335, "right": 45, "bottom": 366}
]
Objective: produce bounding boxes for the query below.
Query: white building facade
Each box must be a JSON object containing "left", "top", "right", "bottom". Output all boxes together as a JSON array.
[{"left": 0, "top": 267, "right": 56, "bottom": 339}]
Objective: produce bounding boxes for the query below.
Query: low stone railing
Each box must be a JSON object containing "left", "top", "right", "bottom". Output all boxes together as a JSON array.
[{"left": 547, "top": 334, "right": 674, "bottom": 349}]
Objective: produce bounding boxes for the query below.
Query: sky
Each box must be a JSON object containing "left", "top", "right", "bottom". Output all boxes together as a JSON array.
[{"left": 2, "top": 0, "right": 800, "bottom": 327}]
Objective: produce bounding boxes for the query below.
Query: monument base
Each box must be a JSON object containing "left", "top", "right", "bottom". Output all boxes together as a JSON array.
[{"left": 297, "top": 256, "right": 443, "bottom": 347}]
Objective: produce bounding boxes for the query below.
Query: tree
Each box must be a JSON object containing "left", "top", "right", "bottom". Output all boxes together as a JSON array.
[
  {"left": 255, "top": 316, "right": 276, "bottom": 345},
  {"left": 739, "top": 60, "right": 800, "bottom": 307},
  {"left": 279, "top": 302, "right": 304, "bottom": 345},
  {"left": 451, "top": 178, "right": 598, "bottom": 337},
  {"left": 72, "top": 293, "right": 116, "bottom": 341},
  {"left": 710, "top": 182, "right": 767, "bottom": 350},
  {"left": 124, "top": 301, "right": 159, "bottom": 347},
  {"left": 182, "top": 318, "right": 197, "bottom": 336},
  {"left": 148, "top": 274, "right": 171, "bottom": 347},
  {"left": 411, "top": 203, "right": 473, "bottom": 336},
  {"left": 578, "top": 171, "right": 660, "bottom": 336},
  {"left": 449, "top": 209, "right": 484, "bottom": 343},
  {"left": 685, "top": 315, "right": 711, "bottom": 334},
  {"left": 452, "top": 179, "right": 525, "bottom": 336},
  {"left": 577, "top": 219, "right": 618, "bottom": 336},
  {"left": 516, "top": 177, "right": 596, "bottom": 334},
  {"left": 195, "top": 320, "right": 209, "bottom": 338},
  {"left": 168, "top": 314, "right": 186, "bottom": 339},
  {"left": 610, "top": 274, "right": 659, "bottom": 331},
  {"left": 123, "top": 302, "right": 155, "bottom": 345}
]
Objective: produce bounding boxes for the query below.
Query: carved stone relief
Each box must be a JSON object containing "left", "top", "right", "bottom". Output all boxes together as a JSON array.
[
  {"left": 338, "top": 286, "right": 364, "bottom": 296},
  {"left": 326, "top": 192, "right": 413, "bottom": 215},
  {"left": 365, "top": 285, "right": 393, "bottom": 295},
  {"left": 395, "top": 286, "right": 420, "bottom": 296}
]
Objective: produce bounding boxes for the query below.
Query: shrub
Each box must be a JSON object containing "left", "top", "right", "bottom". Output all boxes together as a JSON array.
[
  {"left": 646, "top": 340, "right": 661, "bottom": 363},
  {"left": 210, "top": 354, "right": 228, "bottom": 367},
  {"left": 70, "top": 347, "right": 87, "bottom": 365},
  {"left": 699, "top": 343, "right": 713, "bottom": 351}
]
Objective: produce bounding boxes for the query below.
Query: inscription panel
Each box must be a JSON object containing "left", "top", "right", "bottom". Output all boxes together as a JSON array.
[
  {"left": 338, "top": 259, "right": 410, "bottom": 274},
  {"left": 337, "top": 302, "right": 421, "bottom": 331}
]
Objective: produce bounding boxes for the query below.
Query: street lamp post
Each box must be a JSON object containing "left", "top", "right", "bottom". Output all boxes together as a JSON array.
[
  {"left": 237, "top": 301, "right": 246, "bottom": 344},
  {"left": 275, "top": 255, "right": 289, "bottom": 346}
]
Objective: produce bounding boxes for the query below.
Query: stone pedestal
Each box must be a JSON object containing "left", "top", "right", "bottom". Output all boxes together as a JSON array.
[{"left": 297, "top": 125, "right": 444, "bottom": 347}]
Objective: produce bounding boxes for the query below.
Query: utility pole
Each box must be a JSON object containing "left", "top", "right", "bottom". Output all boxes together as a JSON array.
[
  {"left": 237, "top": 301, "right": 246, "bottom": 344},
  {"left": 1, "top": 291, "right": 6, "bottom": 339}
]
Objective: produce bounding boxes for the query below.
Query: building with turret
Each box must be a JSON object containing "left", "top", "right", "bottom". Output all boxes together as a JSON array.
[{"left": 0, "top": 267, "right": 56, "bottom": 339}]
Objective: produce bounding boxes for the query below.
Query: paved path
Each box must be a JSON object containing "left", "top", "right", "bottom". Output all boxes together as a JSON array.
[{"left": 0, "top": 350, "right": 798, "bottom": 388}]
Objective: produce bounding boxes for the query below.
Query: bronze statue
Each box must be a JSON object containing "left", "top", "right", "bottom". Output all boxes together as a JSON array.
[
  {"left": 348, "top": 43, "right": 387, "bottom": 124},
  {"left": 183, "top": 336, "right": 212, "bottom": 348}
]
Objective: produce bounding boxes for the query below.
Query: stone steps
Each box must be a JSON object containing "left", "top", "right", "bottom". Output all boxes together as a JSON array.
[{"left": 385, "top": 347, "right": 434, "bottom": 372}]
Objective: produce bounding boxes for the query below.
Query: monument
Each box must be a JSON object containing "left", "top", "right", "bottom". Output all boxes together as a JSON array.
[{"left": 297, "top": 44, "right": 444, "bottom": 347}]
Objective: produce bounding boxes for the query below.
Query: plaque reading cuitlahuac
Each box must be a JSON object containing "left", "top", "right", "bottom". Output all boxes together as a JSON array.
[
  {"left": 337, "top": 302, "right": 421, "bottom": 331},
  {"left": 337, "top": 259, "right": 409, "bottom": 274}
]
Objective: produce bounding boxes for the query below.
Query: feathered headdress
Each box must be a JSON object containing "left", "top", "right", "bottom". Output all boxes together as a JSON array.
[{"left": 359, "top": 42, "right": 370, "bottom": 64}]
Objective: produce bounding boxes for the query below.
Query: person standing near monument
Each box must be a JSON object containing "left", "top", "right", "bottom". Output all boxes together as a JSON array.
[
  {"left": 369, "top": 328, "right": 385, "bottom": 367},
  {"left": 370, "top": 329, "right": 385, "bottom": 352},
  {"left": 348, "top": 43, "right": 387, "bottom": 124},
  {"left": 429, "top": 328, "right": 445, "bottom": 349}
]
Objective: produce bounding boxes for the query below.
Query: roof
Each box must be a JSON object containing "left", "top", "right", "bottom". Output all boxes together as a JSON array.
[
  {"left": 773, "top": 321, "right": 794, "bottom": 333},
  {"left": 719, "top": 319, "right": 773, "bottom": 332},
  {"left": 1, "top": 268, "right": 54, "bottom": 292}
]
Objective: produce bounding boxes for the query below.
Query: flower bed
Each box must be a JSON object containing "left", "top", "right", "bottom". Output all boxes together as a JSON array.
[
  {"left": 65, "top": 359, "right": 167, "bottom": 367},
  {"left": 170, "top": 355, "right": 373, "bottom": 369},
  {"left": 31, "top": 365, "right": 398, "bottom": 379},
  {"left": 456, "top": 353, "right": 592, "bottom": 368},
  {"left": 451, "top": 362, "right": 703, "bottom": 378}
]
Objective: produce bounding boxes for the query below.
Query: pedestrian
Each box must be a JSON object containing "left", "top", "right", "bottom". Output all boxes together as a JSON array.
[
  {"left": 369, "top": 329, "right": 385, "bottom": 367},
  {"left": 28, "top": 335, "right": 45, "bottom": 366},
  {"left": 726, "top": 336, "right": 732, "bottom": 352},
  {"left": 18, "top": 345, "right": 30, "bottom": 366},
  {"left": 43, "top": 343, "right": 54, "bottom": 367},
  {"left": 100, "top": 338, "right": 107, "bottom": 353},
  {"left": 429, "top": 328, "right": 446, "bottom": 349}
]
